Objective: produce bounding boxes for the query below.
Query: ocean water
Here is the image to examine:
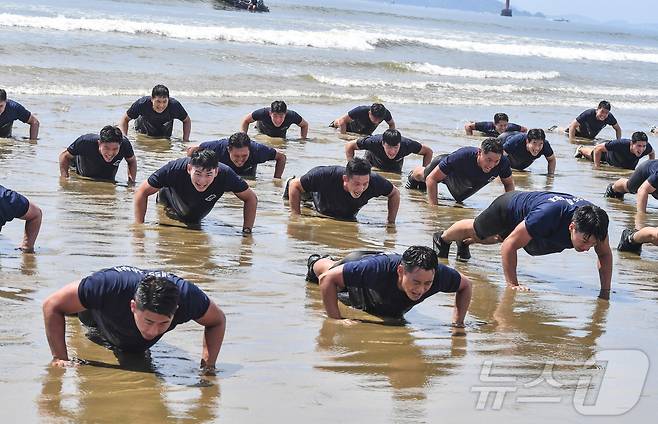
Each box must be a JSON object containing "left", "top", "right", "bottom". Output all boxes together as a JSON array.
[{"left": 1, "top": 0, "right": 658, "bottom": 422}]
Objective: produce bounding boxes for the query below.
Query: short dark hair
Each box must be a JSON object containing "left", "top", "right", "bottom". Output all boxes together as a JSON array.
[
  {"left": 631, "top": 131, "right": 648, "bottom": 143},
  {"left": 572, "top": 205, "right": 609, "bottom": 242},
  {"left": 151, "top": 84, "right": 170, "bottom": 98},
  {"left": 345, "top": 157, "right": 371, "bottom": 178},
  {"left": 480, "top": 137, "right": 504, "bottom": 155},
  {"left": 597, "top": 100, "right": 611, "bottom": 111},
  {"left": 228, "top": 132, "right": 251, "bottom": 149},
  {"left": 401, "top": 246, "right": 438, "bottom": 272},
  {"left": 134, "top": 275, "right": 180, "bottom": 317},
  {"left": 527, "top": 128, "right": 546, "bottom": 141},
  {"left": 370, "top": 103, "right": 387, "bottom": 119},
  {"left": 0, "top": 89, "right": 6, "bottom": 102},
  {"left": 382, "top": 129, "right": 401, "bottom": 146},
  {"left": 190, "top": 149, "right": 219, "bottom": 170},
  {"left": 270, "top": 100, "right": 287, "bottom": 113},
  {"left": 99, "top": 125, "right": 123, "bottom": 144},
  {"left": 493, "top": 113, "right": 509, "bottom": 124}
]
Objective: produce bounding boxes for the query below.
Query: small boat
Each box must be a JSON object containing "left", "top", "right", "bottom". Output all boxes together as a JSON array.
[{"left": 217, "top": 0, "right": 270, "bottom": 12}]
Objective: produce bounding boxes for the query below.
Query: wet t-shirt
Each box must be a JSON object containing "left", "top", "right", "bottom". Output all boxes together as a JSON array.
[
  {"left": 508, "top": 191, "right": 592, "bottom": 256},
  {"left": 473, "top": 121, "right": 522, "bottom": 137},
  {"left": 502, "top": 132, "right": 554, "bottom": 170},
  {"left": 341, "top": 253, "right": 461, "bottom": 318},
  {"left": 603, "top": 139, "right": 653, "bottom": 170},
  {"left": 148, "top": 158, "right": 248, "bottom": 210},
  {"left": 77, "top": 266, "right": 210, "bottom": 352},
  {"left": 575, "top": 108, "right": 617, "bottom": 139},
  {"left": 126, "top": 96, "right": 188, "bottom": 127},
  {"left": 251, "top": 107, "right": 302, "bottom": 138},
  {"left": 438, "top": 146, "right": 512, "bottom": 201},
  {"left": 0, "top": 99, "right": 31, "bottom": 127},
  {"left": 357, "top": 134, "right": 422, "bottom": 173},
  {"left": 0, "top": 185, "right": 29, "bottom": 229},
  {"left": 299, "top": 165, "right": 393, "bottom": 219},
  {"left": 198, "top": 138, "right": 277, "bottom": 177},
  {"left": 346, "top": 105, "right": 392, "bottom": 135},
  {"left": 67, "top": 133, "right": 134, "bottom": 180}
]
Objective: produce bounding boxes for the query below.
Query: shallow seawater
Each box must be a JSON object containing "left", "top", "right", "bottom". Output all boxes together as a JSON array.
[{"left": 1, "top": 0, "right": 658, "bottom": 422}]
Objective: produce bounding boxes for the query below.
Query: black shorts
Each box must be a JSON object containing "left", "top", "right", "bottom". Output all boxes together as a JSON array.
[
  {"left": 157, "top": 187, "right": 212, "bottom": 223},
  {"left": 473, "top": 191, "right": 519, "bottom": 240},
  {"left": 626, "top": 161, "right": 658, "bottom": 199},
  {"left": 134, "top": 116, "right": 173, "bottom": 138},
  {"left": 423, "top": 154, "right": 448, "bottom": 180}
]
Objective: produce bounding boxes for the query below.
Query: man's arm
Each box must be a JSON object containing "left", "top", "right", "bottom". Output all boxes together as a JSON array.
[
  {"left": 119, "top": 113, "right": 131, "bottom": 136},
  {"left": 519, "top": 125, "right": 528, "bottom": 133},
  {"left": 636, "top": 181, "right": 656, "bottom": 213},
  {"left": 182, "top": 116, "right": 192, "bottom": 143},
  {"left": 195, "top": 300, "right": 226, "bottom": 373},
  {"left": 298, "top": 119, "right": 309, "bottom": 139},
  {"left": 318, "top": 265, "right": 346, "bottom": 319},
  {"left": 27, "top": 114, "right": 40, "bottom": 140},
  {"left": 546, "top": 155, "right": 556, "bottom": 175},
  {"left": 186, "top": 145, "right": 202, "bottom": 157},
  {"left": 240, "top": 112, "right": 255, "bottom": 133},
  {"left": 425, "top": 166, "right": 447, "bottom": 205},
  {"left": 42, "top": 281, "right": 86, "bottom": 366},
  {"left": 19, "top": 201, "right": 42, "bottom": 253},
  {"left": 592, "top": 144, "right": 608, "bottom": 168},
  {"left": 234, "top": 188, "right": 258, "bottom": 233},
  {"left": 344, "top": 141, "right": 359, "bottom": 160},
  {"left": 594, "top": 237, "right": 613, "bottom": 300},
  {"left": 386, "top": 186, "right": 400, "bottom": 224},
  {"left": 58, "top": 150, "right": 74, "bottom": 178},
  {"left": 386, "top": 118, "right": 396, "bottom": 130},
  {"left": 333, "top": 114, "right": 352, "bottom": 134},
  {"left": 500, "top": 175, "right": 515, "bottom": 192},
  {"left": 418, "top": 145, "right": 433, "bottom": 166},
  {"left": 134, "top": 181, "right": 160, "bottom": 224},
  {"left": 650, "top": 151, "right": 656, "bottom": 160},
  {"left": 568, "top": 119, "right": 579, "bottom": 143},
  {"left": 125, "top": 155, "right": 137, "bottom": 184},
  {"left": 464, "top": 122, "right": 476, "bottom": 135},
  {"left": 500, "top": 221, "right": 533, "bottom": 290},
  {"left": 287, "top": 178, "right": 305, "bottom": 215},
  {"left": 612, "top": 123, "right": 622, "bottom": 140},
  {"left": 273, "top": 151, "right": 286, "bottom": 179},
  {"left": 453, "top": 275, "right": 472, "bottom": 326}
]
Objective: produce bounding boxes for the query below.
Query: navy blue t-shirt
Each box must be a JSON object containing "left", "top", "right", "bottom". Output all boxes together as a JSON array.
[
  {"left": 508, "top": 192, "right": 593, "bottom": 256},
  {"left": 347, "top": 106, "right": 392, "bottom": 135},
  {"left": 67, "top": 133, "right": 135, "bottom": 180},
  {"left": 251, "top": 107, "right": 302, "bottom": 138},
  {"left": 502, "top": 132, "right": 554, "bottom": 170},
  {"left": 575, "top": 109, "right": 617, "bottom": 139},
  {"left": 77, "top": 266, "right": 210, "bottom": 352},
  {"left": 474, "top": 121, "right": 522, "bottom": 137},
  {"left": 603, "top": 139, "right": 653, "bottom": 170},
  {"left": 126, "top": 96, "right": 188, "bottom": 127},
  {"left": 341, "top": 253, "right": 461, "bottom": 318},
  {"left": 299, "top": 165, "right": 393, "bottom": 219},
  {"left": 437, "top": 146, "right": 512, "bottom": 201},
  {"left": 148, "top": 158, "right": 249, "bottom": 210},
  {"left": 198, "top": 138, "right": 277, "bottom": 177},
  {"left": 0, "top": 185, "right": 30, "bottom": 229},
  {"left": 357, "top": 134, "right": 422, "bottom": 173},
  {"left": 0, "top": 99, "right": 31, "bottom": 127}
]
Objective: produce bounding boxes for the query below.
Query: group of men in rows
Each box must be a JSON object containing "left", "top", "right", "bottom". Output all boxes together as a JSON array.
[{"left": 1, "top": 85, "right": 656, "bottom": 372}]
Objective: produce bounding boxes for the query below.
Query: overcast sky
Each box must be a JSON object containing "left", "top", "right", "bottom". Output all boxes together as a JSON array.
[{"left": 512, "top": 0, "right": 654, "bottom": 23}]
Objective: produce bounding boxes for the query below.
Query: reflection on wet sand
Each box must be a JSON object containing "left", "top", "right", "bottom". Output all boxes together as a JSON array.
[
  {"left": 464, "top": 269, "right": 609, "bottom": 363},
  {"left": 286, "top": 216, "right": 397, "bottom": 252},
  {"left": 38, "top": 319, "right": 221, "bottom": 423}
]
